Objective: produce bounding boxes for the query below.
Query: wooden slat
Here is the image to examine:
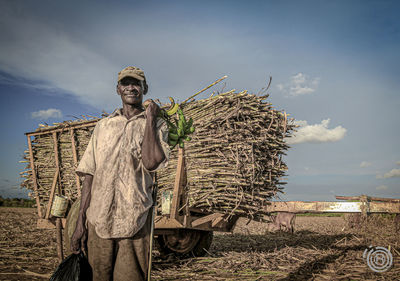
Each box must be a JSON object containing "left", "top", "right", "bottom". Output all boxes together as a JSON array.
[
  {"left": 45, "top": 132, "right": 61, "bottom": 219},
  {"left": 336, "top": 195, "right": 400, "bottom": 203},
  {"left": 170, "top": 147, "right": 187, "bottom": 220},
  {"left": 192, "top": 213, "right": 223, "bottom": 227},
  {"left": 154, "top": 216, "right": 183, "bottom": 229},
  {"left": 53, "top": 132, "right": 61, "bottom": 193},
  {"left": 25, "top": 119, "right": 98, "bottom": 137},
  {"left": 264, "top": 201, "right": 400, "bottom": 214},
  {"left": 70, "top": 129, "right": 81, "bottom": 197},
  {"left": 154, "top": 214, "right": 238, "bottom": 232},
  {"left": 27, "top": 135, "right": 42, "bottom": 218},
  {"left": 211, "top": 215, "right": 225, "bottom": 228},
  {"left": 369, "top": 202, "right": 400, "bottom": 213},
  {"left": 52, "top": 132, "right": 64, "bottom": 262},
  {"left": 56, "top": 218, "right": 64, "bottom": 261},
  {"left": 335, "top": 195, "right": 363, "bottom": 201},
  {"left": 45, "top": 168, "right": 59, "bottom": 219}
]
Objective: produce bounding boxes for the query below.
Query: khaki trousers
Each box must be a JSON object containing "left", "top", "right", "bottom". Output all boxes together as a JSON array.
[{"left": 87, "top": 211, "right": 152, "bottom": 281}]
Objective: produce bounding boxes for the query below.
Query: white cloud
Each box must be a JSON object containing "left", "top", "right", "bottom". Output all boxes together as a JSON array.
[
  {"left": 0, "top": 10, "right": 118, "bottom": 109},
  {"left": 0, "top": 4, "right": 272, "bottom": 111},
  {"left": 0, "top": 74, "right": 61, "bottom": 92},
  {"left": 376, "top": 185, "right": 388, "bottom": 190},
  {"left": 277, "top": 73, "right": 320, "bottom": 97},
  {"left": 376, "top": 168, "right": 400, "bottom": 179},
  {"left": 31, "top": 109, "right": 62, "bottom": 119},
  {"left": 276, "top": 84, "right": 284, "bottom": 91},
  {"left": 286, "top": 119, "right": 347, "bottom": 144},
  {"left": 360, "top": 161, "right": 372, "bottom": 168}
]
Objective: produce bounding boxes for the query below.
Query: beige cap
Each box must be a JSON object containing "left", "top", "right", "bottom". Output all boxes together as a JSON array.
[{"left": 118, "top": 66, "right": 145, "bottom": 82}]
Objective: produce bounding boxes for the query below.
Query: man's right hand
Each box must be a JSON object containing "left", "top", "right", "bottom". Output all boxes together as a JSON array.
[
  {"left": 70, "top": 219, "right": 87, "bottom": 255},
  {"left": 71, "top": 174, "right": 93, "bottom": 255}
]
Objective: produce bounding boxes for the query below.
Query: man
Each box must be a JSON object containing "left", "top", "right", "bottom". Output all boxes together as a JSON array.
[{"left": 71, "top": 66, "right": 169, "bottom": 281}]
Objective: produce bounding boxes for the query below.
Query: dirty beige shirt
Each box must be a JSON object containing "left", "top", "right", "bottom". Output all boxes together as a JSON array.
[{"left": 76, "top": 109, "right": 169, "bottom": 239}]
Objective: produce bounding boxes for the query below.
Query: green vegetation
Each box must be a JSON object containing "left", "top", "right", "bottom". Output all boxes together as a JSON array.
[
  {"left": 0, "top": 196, "right": 35, "bottom": 208},
  {"left": 296, "top": 212, "right": 343, "bottom": 217}
]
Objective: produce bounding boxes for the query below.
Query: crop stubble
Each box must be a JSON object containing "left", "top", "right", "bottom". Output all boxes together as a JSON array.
[{"left": 1, "top": 208, "right": 398, "bottom": 280}]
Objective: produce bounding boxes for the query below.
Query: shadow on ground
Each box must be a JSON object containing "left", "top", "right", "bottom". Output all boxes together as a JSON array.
[{"left": 211, "top": 230, "right": 358, "bottom": 254}]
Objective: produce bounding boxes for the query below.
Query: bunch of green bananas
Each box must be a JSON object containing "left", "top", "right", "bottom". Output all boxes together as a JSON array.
[
  {"left": 167, "top": 108, "right": 195, "bottom": 149},
  {"left": 148, "top": 97, "right": 194, "bottom": 149}
]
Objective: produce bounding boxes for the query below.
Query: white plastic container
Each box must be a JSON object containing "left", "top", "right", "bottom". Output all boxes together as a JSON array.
[
  {"left": 161, "top": 190, "right": 173, "bottom": 215},
  {"left": 50, "top": 195, "right": 69, "bottom": 217}
]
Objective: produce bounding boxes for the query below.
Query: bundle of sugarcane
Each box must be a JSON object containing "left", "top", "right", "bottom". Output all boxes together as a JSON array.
[
  {"left": 157, "top": 90, "right": 295, "bottom": 219},
  {"left": 21, "top": 90, "right": 294, "bottom": 219}
]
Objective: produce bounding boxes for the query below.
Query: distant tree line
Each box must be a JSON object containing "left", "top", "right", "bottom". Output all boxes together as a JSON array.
[{"left": 0, "top": 196, "right": 35, "bottom": 208}]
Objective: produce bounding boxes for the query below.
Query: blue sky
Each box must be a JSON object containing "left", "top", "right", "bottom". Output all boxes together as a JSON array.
[{"left": 0, "top": 0, "right": 399, "bottom": 200}]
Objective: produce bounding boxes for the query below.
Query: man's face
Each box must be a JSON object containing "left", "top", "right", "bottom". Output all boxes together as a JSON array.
[{"left": 117, "top": 77, "right": 144, "bottom": 106}]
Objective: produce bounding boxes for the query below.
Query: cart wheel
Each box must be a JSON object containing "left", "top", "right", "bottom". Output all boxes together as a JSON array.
[
  {"left": 192, "top": 230, "right": 213, "bottom": 257},
  {"left": 157, "top": 229, "right": 213, "bottom": 257},
  {"left": 64, "top": 199, "right": 80, "bottom": 255}
]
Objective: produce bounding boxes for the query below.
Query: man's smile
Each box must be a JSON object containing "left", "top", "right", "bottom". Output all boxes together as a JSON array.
[{"left": 124, "top": 92, "right": 140, "bottom": 97}]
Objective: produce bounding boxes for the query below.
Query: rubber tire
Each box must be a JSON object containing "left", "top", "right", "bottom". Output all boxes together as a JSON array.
[
  {"left": 191, "top": 230, "right": 213, "bottom": 257},
  {"left": 157, "top": 230, "right": 213, "bottom": 258}
]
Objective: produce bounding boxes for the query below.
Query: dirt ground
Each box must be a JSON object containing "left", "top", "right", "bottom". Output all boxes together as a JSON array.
[{"left": 0, "top": 208, "right": 399, "bottom": 280}]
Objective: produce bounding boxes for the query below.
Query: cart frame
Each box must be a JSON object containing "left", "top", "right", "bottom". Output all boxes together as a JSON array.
[{"left": 25, "top": 122, "right": 400, "bottom": 261}]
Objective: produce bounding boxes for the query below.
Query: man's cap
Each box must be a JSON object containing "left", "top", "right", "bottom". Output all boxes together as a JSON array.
[{"left": 118, "top": 66, "right": 145, "bottom": 82}]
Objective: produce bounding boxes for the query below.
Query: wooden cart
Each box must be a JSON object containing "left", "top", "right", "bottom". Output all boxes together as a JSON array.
[
  {"left": 24, "top": 121, "right": 239, "bottom": 261},
  {"left": 25, "top": 122, "right": 400, "bottom": 262}
]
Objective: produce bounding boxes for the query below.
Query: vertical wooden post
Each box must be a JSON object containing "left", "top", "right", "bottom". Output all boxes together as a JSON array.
[
  {"left": 45, "top": 168, "right": 59, "bottom": 219},
  {"left": 56, "top": 218, "right": 64, "bottom": 261},
  {"left": 53, "top": 132, "right": 64, "bottom": 262},
  {"left": 53, "top": 132, "right": 61, "bottom": 193},
  {"left": 26, "top": 135, "right": 43, "bottom": 218},
  {"left": 170, "top": 147, "right": 187, "bottom": 220},
  {"left": 70, "top": 129, "right": 81, "bottom": 197},
  {"left": 45, "top": 132, "right": 62, "bottom": 219}
]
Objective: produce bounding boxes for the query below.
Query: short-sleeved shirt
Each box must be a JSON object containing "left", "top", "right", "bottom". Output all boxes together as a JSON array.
[{"left": 76, "top": 108, "right": 170, "bottom": 239}]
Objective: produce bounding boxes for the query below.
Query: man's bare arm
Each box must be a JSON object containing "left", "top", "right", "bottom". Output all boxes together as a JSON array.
[
  {"left": 70, "top": 174, "right": 93, "bottom": 254},
  {"left": 141, "top": 100, "right": 165, "bottom": 171}
]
